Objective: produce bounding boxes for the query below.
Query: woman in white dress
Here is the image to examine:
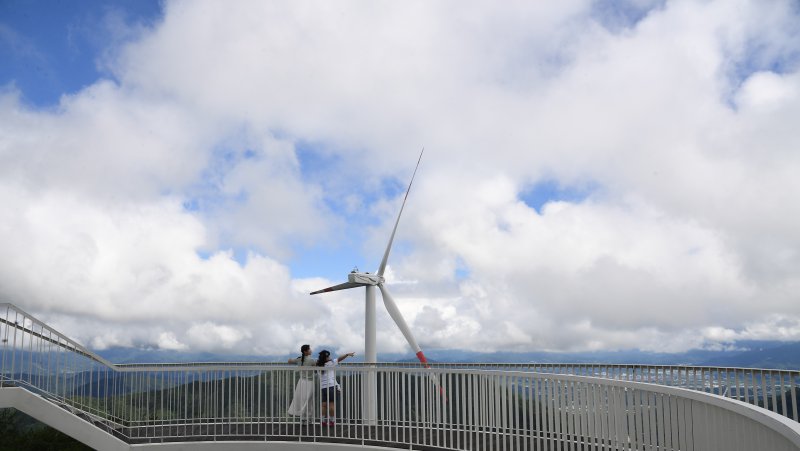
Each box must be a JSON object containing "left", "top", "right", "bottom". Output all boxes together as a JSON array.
[{"left": 287, "top": 344, "right": 316, "bottom": 420}]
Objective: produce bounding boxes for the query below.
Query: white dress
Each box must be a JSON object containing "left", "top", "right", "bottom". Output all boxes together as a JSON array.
[{"left": 288, "top": 356, "right": 316, "bottom": 416}]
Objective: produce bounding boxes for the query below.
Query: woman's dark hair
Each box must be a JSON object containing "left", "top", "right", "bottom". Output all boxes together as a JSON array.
[
  {"left": 316, "top": 350, "right": 331, "bottom": 367},
  {"left": 300, "top": 344, "right": 310, "bottom": 364}
]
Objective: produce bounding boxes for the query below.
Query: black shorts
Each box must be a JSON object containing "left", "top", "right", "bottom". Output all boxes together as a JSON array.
[{"left": 321, "top": 387, "right": 338, "bottom": 402}]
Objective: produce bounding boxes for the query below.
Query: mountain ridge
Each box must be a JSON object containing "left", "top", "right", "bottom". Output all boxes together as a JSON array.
[{"left": 93, "top": 340, "right": 800, "bottom": 370}]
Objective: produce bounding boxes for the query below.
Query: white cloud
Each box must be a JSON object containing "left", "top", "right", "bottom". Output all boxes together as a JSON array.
[
  {"left": 156, "top": 331, "right": 187, "bottom": 351},
  {"left": 2, "top": 0, "right": 800, "bottom": 357},
  {"left": 186, "top": 322, "right": 251, "bottom": 351}
]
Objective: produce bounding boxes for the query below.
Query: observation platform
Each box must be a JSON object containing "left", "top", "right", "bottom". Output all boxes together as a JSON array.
[{"left": 3, "top": 303, "right": 800, "bottom": 450}]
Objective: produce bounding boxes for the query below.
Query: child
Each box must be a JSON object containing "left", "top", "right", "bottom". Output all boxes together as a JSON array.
[{"left": 316, "top": 349, "right": 355, "bottom": 426}]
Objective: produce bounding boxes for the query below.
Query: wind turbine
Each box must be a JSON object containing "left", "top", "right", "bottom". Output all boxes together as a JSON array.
[{"left": 310, "top": 149, "right": 429, "bottom": 367}]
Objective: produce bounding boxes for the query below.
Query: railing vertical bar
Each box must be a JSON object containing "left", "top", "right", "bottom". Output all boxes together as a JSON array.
[
  {"left": 449, "top": 371, "right": 456, "bottom": 450},
  {"left": 609, "top": 383, "right": 618, "bottom": 449},
  {"left": 532, "top": 374, "right": 541, "bottom": 450},
  {"left": 676, "top": 395, "right": 686, "bottom": 451},
  {"left": 585, "top": 382, "right": 595, "bottom": 451},
  {"left": 574, "top": 380, "right": 582, "bottom": 450},
  {"left": 492, "top": 375, "right": 508, "bottom": 451},
  {"left": 712, "top": 367, "right": 718, "bottom": 396},
  {"left": 550, "top": 379, "right": 564, "bottom": 446},
  {"left": 655, "top": 391, "right": 664, "bottom": 451},
  {"left": 622, "top": 387, "right": 631, "bottom": 451},
  {"left": 632, "top": 387, "right": 640, "bottom": 450},
  {"left": 559, "top": 378, "right": 565, "bottom": 451},
  {"left": 631, "top": 387, "right": 641, "bottom": 450},
  {"left": 375, "top": 372, "right": 386, "bottom": 441},
  {"left": 0, "top": 306, "right": 7, "bottom": 384},
  {"left": 487, "top": 373, "right": 494, "bottom": 451},
  {"left": 476, "top": 373, "right": 482, "bottom": 451},
  {"left": 682, "top": 395, "right": 692, "bottom": 451},
  {"left": 159, "top": 370, "right": 168, "bottom": 442},
  {"left": 34, "top": 323, "right": 42, "bottom": 395},
  {"left": 571, "top": 380, "right": 579, "bottom": 451},
  {"left": 578, "top": 380, "right": 585, "bottom": 451},
  {"left": 147, "top": 368, "right": 153, "bottom": 439},
  {"left": 504, "top": 373, "right": 510, "bottom": 451},
  {"left": 606, "top": 384, "right": 616, "bottom": 449},
  {"left": 136, "top": 371, "right": 147, "bottom": 438},
  {"left": 568, "top": 380, "right": 576, "bottom": 451},
  {"left": 645, "top": 389, "right": 655, "bottom": 451},
  {"left": 738, "top": 369, "right": 746, "bottom": 404},
  {"left": 678, "top": 366, "right": 696, "bottom": 390},
  {"left": 738, "top": 368, "right": 745, "bottom": 402},
  {"left": 434, "top": 371, "right": 440, "bottom": 449},
  {"left": 771, "top": 370, "right": 779, "bottom": 416},
  {"left": 511, "top": 376, "right": 527, "bottom": 451},
  {"left": 542, "top": 378, "right": 550, "bottom": 451},
  {"left": 791, "top": 373, "right": 798, "bottom": 423},
  {"left": 538, "top": 375, "right": 544, "bottom": 451},
  {"left": 459, "top": 370, "right": 465, "bottom": 451},
  {"left": 779, "top": 371, "right": 788, "bottom": 419},
  {"left": 415, "top": 366, "right": 421, "bottom": 449},
  {"left": 21, "top": 316, "right": 29, "bottom": 388},
  {"left": 520, "top": 374, "right": 527, "bottom": 451},
  {"left": 10, "top": 311, "right": 18, "bottom": 391},
  {"left": 727, "top": 367, "right": 734, "bottom": 399},
  {"left": 449, "top": 371, "right": 455, "bottom": 450},
  {"left": 593, "top": 382, "right": 603, "bottom": 450},
  {"left": 672, "top": 392, "right": 682, "bottom": 451},
  {"left": 398, "top": 369, "right": 404, "bottom": 446},
  {"left": 555, "top": 378, "right": 564, "bottom": 450},
  {"left": 581, "top": 382, "right": 590, "bottom": 451},
  {"left": 484, "top": 372, "right": 491, "bottom": 451},
  {"left": 548, "top": 377, "right": 556, "bottom": 451},
  {"left": 642, "top": 390, "right": 652, "bottom": 450},
  {"left": 616, "top": 386, "right": 626, "bottom": 450},
  {"left": 563, "top": 379, "right": 571, "bottom": 451}
]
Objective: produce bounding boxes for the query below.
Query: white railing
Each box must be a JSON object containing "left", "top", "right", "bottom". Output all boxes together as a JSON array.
[
  {"left": 2, "top": 303, "right": 800, "bottom": 450},
  {"left": 373, "top": 362, "right": 800, "bottom": 424}
]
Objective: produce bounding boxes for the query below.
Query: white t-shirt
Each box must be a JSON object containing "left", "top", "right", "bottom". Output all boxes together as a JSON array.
[{"left": 320, "top": 359, "right": 339, "bottom": 389}]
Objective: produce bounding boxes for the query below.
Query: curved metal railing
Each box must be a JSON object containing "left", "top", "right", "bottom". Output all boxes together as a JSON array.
[
  {"left": 2, "top": 303, "right": 800, "bottom": 450},
  {"left": 369, "top": 361, "right": 800, "bottom": 423}
]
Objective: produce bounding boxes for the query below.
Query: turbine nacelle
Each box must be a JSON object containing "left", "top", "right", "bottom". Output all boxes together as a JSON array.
[{"left": 349, "top": 272, "right": 384, "bottom": 286}]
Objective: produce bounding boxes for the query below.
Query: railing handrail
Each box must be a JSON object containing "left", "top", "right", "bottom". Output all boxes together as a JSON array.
[{"left": 1, "top": 303, "right": 116, "bottom": 368}]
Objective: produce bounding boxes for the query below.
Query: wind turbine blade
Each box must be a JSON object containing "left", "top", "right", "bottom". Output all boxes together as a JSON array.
[
  {"left": 377, "top": 283, "right": 428, "bottom": 364},
  {"left": 377, "top": 148, "right": 424, "bottom": 277},
  {"left": 379, "top": 283, "right": 445, "bottom": 399},
  {"left": 310, "top": 282, "right": 365, "bottom": 295}
]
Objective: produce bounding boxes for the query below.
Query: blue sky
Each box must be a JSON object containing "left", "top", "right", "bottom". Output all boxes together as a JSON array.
[
  {"left": 0, "top": 0, "right": 161, "bottom": 106},
  {"left": 2, "top": 0, "right": 800, "bottom": 357}
]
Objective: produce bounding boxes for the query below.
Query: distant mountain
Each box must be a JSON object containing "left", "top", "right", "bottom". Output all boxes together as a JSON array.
[
  {"left": 91, "top": 341, "right": 800, "bottom": 370},
  {"left": 95, "top": 347, "right": 285, "bottom": 364},
  {"left": 392, "top": 349, "right": 722, "bottom": 366},
  {"left": 698, "top": 341, "right": 800, "bottom": 370}
]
